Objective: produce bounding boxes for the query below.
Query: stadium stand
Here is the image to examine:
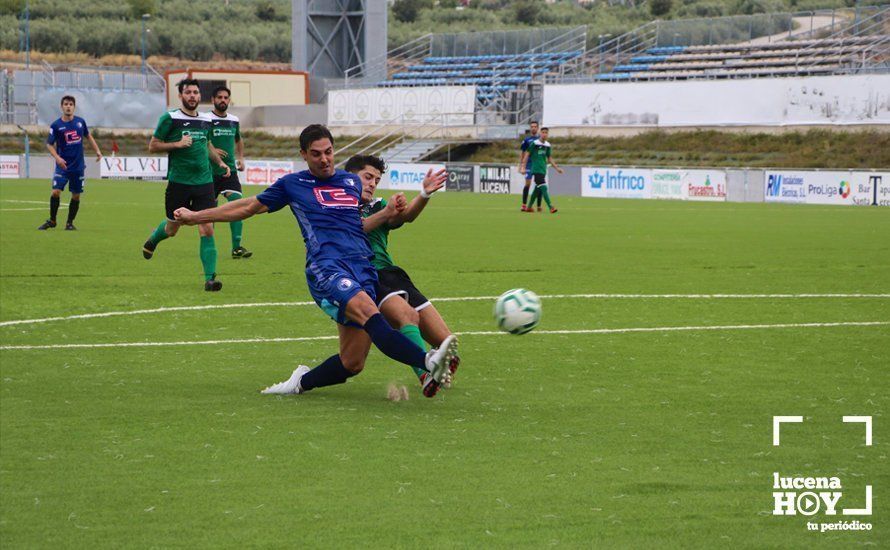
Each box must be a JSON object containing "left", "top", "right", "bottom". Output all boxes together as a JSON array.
[
  {"left": 596, "top": 36, "right": 888, "bottom": 81},
  {"left": 377, "top": 51, "right": 583, "bottom": 102}
]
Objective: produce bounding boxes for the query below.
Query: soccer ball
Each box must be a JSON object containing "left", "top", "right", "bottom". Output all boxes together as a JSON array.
[{"left": 494, "top": 288, "right": 542, "bottom": 335}]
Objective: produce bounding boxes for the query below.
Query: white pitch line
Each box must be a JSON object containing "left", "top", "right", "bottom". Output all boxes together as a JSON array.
[
  {"left": 1, "top": 293, "right": 888, "bottom": 328},
  {"left": 1, "top": 321, "right": 886, "bottom": 351}
]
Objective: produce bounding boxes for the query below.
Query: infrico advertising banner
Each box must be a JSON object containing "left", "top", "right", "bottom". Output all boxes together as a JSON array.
[
  {"left": 765, "top": 171, "right": 878, "bottom": 206},
  {"left": 1, "top": 155, "right": 20, "bottom": 178},
  {"left": 100, "top": 156, "right": 167, "bottom": 180},
  {"left": 243, "top": 160, "right": 294, "bottom": 186},
  {"left": 582, "top": 167, "right": 652, "bottom": 199},
  {"left": 382, "top": 163, "right": 447, "bottom": 192}
]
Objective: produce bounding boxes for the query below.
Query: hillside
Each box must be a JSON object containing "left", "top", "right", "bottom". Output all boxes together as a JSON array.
[
  {"left": 3, "top": 129, "right": 888, "bottom": 169},
  {"left": 1, "top": 0, "right": 880, "bottom": 66}
]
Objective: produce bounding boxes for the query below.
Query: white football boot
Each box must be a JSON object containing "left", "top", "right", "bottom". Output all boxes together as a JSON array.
[
  {"left": 424, "top": 334, "right": 458, "bottom": 385},
  {"left": 261, "top": 365, "right": 310, "bottom": 395}
]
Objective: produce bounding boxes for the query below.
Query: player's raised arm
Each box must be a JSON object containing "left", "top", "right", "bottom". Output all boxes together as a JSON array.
[
  {"left": 175, "top": 196, "right": 267, "bottom": 225},
  {"left": 391, "top": 168, "right": 446, "bottom": 224}
]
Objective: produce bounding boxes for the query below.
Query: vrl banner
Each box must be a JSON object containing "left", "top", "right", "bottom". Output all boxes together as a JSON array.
[{"left": 100, "top": 156, "right": 167, "bottom": 180}]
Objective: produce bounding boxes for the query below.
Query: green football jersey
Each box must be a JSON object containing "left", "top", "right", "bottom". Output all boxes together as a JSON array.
[
  {"left": 153, "top": 109, "right": 212, "bottom": 185},
  {"left": 527, "top": 139, "right": 552, "bottom": 175},
  {"left": 360, "top": 197, "right": 398, "bottom": 271},
  {"left": 208, "top": 111, "right": 240, "bottom": 177}
]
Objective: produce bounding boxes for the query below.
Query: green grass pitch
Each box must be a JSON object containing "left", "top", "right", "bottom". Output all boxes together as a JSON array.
[{"left": 1, "top": 179, "right": 888, "bottom": 547}]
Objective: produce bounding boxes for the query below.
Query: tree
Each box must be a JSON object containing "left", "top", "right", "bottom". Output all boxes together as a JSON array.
[
  {"left": 650, "top": 0, "right": 672, "bottom": 17},
  {"left": 255, "top": 1, "right": 277, "bottom": 21},
  {"left": 126, "top": 0, "right": 155, "bottom": 19},
  {"left": 392, "top": 0, "right": 432, "bottom": 23},
  {"left": 513, "top": 0, "right": 540, "bottom": 25}
]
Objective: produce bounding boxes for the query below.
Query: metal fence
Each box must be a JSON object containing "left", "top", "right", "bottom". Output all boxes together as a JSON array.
[{"left": 1, "top": 62, "right": 164, "bottom": 125}]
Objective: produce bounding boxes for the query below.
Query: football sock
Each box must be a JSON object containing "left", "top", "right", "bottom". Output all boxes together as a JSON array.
[
  {"left": 539, "top": 185, "right": 553, "bottom": 208},
  {"left": 49, "top": 195, "right": 60, "bottom": 222},
  {"left": 522, "top": 185, "right": 529, "bottom": 206},
  {"left": 399, "top": 325, "right": 428, "bottom": 380},
  {"left": 66, "top": 199, "right": 80, "bottom": 223},
  {"left": 149, "top": 221, "right": 170, "bottom": 245},
  {"left": 536, "top": 189, "right": 543, "bottom": 208},
  {"left": 226, "top": 192, "right": 243, "bottom": 250},
  {"left": 199, "top": 235, "right": 217, "bottom": 281},
  {"left": 363, "top": 313, "right": 428, "bottom": 371},
  {"left": 300, "top": 354, "right": 356, "bottom": 391}
]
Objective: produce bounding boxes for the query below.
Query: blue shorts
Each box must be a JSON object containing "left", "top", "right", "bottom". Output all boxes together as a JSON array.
[
  {"left": 52, "top": 170, "right": 85, "bottom": 194},
  {"left": 306, "top": 258, "right": 378, "bottom": 327},
  {"left": 525, "top": 168, "right": 532, "bottom": 181}
]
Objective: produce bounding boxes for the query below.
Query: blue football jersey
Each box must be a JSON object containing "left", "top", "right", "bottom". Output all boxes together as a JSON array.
[
  {"left": 47, "top": 116, "right": 89, "bottom": 173},
  {"left": 256, "top": 169, "right": 373, "bottom": 265},
  {"left": 520, "top": 135, "right": 536, "bottom": 153}
]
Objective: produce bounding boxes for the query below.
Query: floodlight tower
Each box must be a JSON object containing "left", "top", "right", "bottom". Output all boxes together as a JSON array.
[{"left": 292, "top": 0, "right": 387, "bottom": 101}]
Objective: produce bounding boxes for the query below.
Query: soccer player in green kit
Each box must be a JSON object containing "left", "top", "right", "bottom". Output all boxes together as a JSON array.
[
  {"left": 520, "top": 127, "right": 563, "bottom": 214},
  {"left": 347, "top": 155, "right": 459, "bottom": 398},
  {"left": 141, "top": 79, "right": 231, "bottom": 291},
  {"left": 207, "top": 85, "right": 252, "bottom": 259}
]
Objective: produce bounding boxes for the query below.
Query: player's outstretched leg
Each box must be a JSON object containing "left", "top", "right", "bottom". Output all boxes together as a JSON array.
[
  {"left": 143, "top": 220, "right": 175, "bottom": 259},
  {"left": 380, "top": 295, "right": 446, "bottom": 397},
  {"left": 262, "top": 324, "right": 368, "bottom": 395},
  {"left": 349, "top": 292, "right": 454, "bottom": 384},
  {"left": 224, "top": 192, "right": 252, "bottom": 259},
  {"left": 418, "top": 304, "right": 460, "bottom": 388}
]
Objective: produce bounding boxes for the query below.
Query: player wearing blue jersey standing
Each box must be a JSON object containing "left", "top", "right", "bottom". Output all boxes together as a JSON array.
[
  {"left": 38, "top": 96, "right": 102, "bottom": 230},
  {"left": 173, "top": 125, "right": 457, "bottom": 396},
  {"left": 519, "top": 120, "right": 539, "bottom": 212}
]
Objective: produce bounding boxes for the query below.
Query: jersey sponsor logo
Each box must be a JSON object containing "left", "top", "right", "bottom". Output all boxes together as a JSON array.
[
  {"left": 313, "top": 186, "right": 358, "bottom": 208},
  {"left": 64, "top": 130, "right": 82, "bottom": 144}
]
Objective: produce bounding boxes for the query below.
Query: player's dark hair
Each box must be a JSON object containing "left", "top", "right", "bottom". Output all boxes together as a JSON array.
[
  {"left": 344, "top": 155, "right": 386, "bottom": 175},
  {"left": 61, "top": 95, "right": 76, "bottom": 106},
  {"left": 212, "top": 85, "right": 231, "bottom": 97},
  {"left": 541, "top": 127, "right": 550, "bottom": 132},
  {"left": 530, "top": 120, "right": 538, "bottom": 125},
  {"left": 300, "top": 124, "right": 334, "bottom": 152},
  {"left": 177, "top": 78, "right": 200, "bottom": 94}
]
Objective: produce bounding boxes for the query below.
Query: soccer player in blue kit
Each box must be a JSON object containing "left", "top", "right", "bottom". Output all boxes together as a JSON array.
[
  {"left": 38, "top": 95, "right": 102, "bottom": 230},
  {"left": 173, "top": 125, "right": 457, "bottom": 395}
]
